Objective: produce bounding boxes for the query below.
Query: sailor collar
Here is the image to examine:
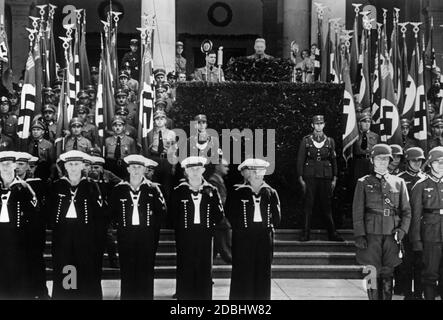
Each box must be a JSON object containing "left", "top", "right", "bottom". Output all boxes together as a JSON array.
[
  {"left": 235, "top": 182, "right": 272, "bottom": 194},
  {"left": 175, "top": 179, "right": 213, "bottom": 192},
  {"left": 117, "top": 177, "right": 152, "bottom": 192},
  {"left": 60, "top": 176, "right": 88, "bottom": 185}
]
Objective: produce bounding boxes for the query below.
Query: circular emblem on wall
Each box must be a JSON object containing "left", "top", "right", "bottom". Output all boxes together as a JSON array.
[
  {"left": 207, "top": 2, "right": 233, "bottom": 27},
  {"left": 98, "top": 1, "right": 125, "bottom": 22}
]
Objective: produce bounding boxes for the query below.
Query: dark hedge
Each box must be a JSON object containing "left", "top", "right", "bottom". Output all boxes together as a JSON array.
[{"left": 171, "top": 81, "right": 349, "bottom": 228}]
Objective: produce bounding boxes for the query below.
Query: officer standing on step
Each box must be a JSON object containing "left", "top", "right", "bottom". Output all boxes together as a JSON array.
[
  {"left": 410, "top": 146, "right": 443, "bottom": 299},
  {"left": 110, "top": 155, "right": 166, "bottom": 300},
  {"left": 171, "top": 156, "right": 224, "bottom": 300},
  {"left": 227, "top": 158, "right": 281, "bottom": 300},
  {"left": 353, "top": 144, "right": 411, "bottom": 300},
  {"left": 396, "top": 147, "right": 426, "bottom": 300},
  {"left": 49, "top": 150, "right": 104, "bottom": 300},
  {"left": 296, "top": 115, "right": 343, "bottom": 242}
]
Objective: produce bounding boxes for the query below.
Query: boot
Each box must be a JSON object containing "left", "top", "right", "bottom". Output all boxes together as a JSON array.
[
  {"left": 381, "top": 277, "right": 394, "bottom": 300},
  {"left": 367, "top": 289, "right": 379, "bottom": 300},
  {"left": 424, "top": 285, "right": 436, "bottom": 300},
  {"left": 300, "top": 214, "right": 311, "bottom": 242},
  {"left": 377, "top": 278, "right": 384, "bottom": 300}
]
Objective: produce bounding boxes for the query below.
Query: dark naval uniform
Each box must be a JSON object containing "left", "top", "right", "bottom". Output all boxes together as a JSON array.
[
  {"left": 353, "top": 172, "right": 411, "bottom": 299},
  {"left": 226, "top": 182, "right": 281, "bottom": 300},
  {"left": 49, "top": 177, "right": 104, "bottom": 299},
  {"left": 410, "top": 173, "right": 443, "bottom": 299},
  {"left": 110, "top": 178, "right": 166, "bottom": 299},
  {"left": 352, "top": 131, "right": 380, "bottom": 184},
  {"left": 25, "top": 176, "right": 49, "bottom": 299},
  {"left": 0, "top": 177, "right": 37, "bottom": 299},
  {"left": 296, "top": 133, "right": 339, "bottom": 239},
  {"left": 171, "top": 180, "right": 224, "bottom": 300},
  {"left": 397, "top": 169, "right": 426, "bottom": 299}
]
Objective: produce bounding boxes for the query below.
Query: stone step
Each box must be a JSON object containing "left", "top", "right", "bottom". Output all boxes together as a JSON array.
[
  {"left": 42, "top": 251, "right": 356, "bottom": 268},
  {"left": 45, "top": 239, "right": 356, "bottom": 254},
  {"left": 45, "top": 229, "right": 355, "bottom": 241},
  {"left": 44, "top": 265, "right": 365, "bottom": 280}
]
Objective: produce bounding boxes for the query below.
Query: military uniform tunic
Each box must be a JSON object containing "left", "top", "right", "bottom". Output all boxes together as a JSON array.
[
  {"left": 121, "top": 51, "right": 140, "bottom": 80},
  {"left": 226, "top": 182, "right": 281, "bottom": 300},
  {"left": 110, "top": 178, "right": 166, "bottom": 299},
  {"left": 194, "top": 66, "right": 224, "bottom": 82},
  {"left": 296, "top": 134, "right": 338, "bottom": 236},
  {"left": 353, "top": 173, "right": 411, "bottom": 278},
  {"left": 176, "top": 55, "right": 187, "bottom": 74},
  {"left": 410, "top": 174, "right": 443, "bottom": 289},
  {"left": 171, "top": 180, "right": 224, "bottom": 300},
  {"left": 49, "top": 177, "right": 104, "bottom": 299},
  {"left": 351, "top": 131, "right": 380, "bottom": 185},
  {"left": 64, "top": 135, "right": 92, "bottom": 153}
]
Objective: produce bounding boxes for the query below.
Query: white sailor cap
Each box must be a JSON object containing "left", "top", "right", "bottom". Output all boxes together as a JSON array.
[
  {"left": 59, "top": 150, "right": 87, "bottom": 163},
  {"left": 83, "top": 154, "right": 93, "bottom": 164},
  {"left": 29, "top": 156, "right": 39, "bottom": 164},
  {"left": 181, "top": 156, "right": 207, "bottom": 169},
  {"left": 0, "top": 151, "right": 17, "bottom": 162},
  {"left": 124, "top": 154, "right": 148, "bottom": 166},
  {"left": 15, "top": 152, "right": 32, "bottom": 163},
  {"left": 145, "top": 159, "right": 159, "bottom": 168},
  {"left": 91, "top": 156, "right": 105, "bottom": 165},
  {"left": 237, "top": 158, "right": 270, "bottom": 171}
]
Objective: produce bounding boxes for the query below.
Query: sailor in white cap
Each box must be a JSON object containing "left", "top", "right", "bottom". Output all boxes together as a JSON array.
[
  {"left": 49, "top": 150, "right": 104, "bottom": 300},
  {"left": 15, "top": 152, "right": 49, "bottom": 299},
  {"left": 0, "top": 151, "right": 37, "bottom": 299},
  {"left": 226, "top": 158, "right": 281, "bottom": 300},
  {"left": 110, "top": 154, "right": 165, "bottom": 300},
  {"left": 171, "top": 156, "right": 224, "bottom": 300}
]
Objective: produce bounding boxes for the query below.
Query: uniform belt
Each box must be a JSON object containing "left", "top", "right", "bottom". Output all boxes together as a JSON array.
[
  {"left": 367, "top": 208, "right": 396, "bottom": 217},
  {"left": 307, "top": 158, "right": 329, "bottom": 162},
  {"left": 423, "top": 209, "right": 443, "bottom": 215},
  {"left": 355, "top": 154, "right": 371, "bottom": 159}
]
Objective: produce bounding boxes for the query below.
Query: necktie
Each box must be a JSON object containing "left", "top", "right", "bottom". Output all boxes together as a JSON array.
[
  {"left": 253, "top": 195, "right": 263, "bottom": 222},
  {"left": 66, "top": 188, "right": 78, "bottom": 218},
  {"left": 361, "top": 132, "right": 368, "bottom": 150},
  {"left": 114, "top": 136, "right": 121, "bottom": 160},
  {"left": 191, "top": 192, "right": 202, "bottom": 224},
  {"left": 73, "top": 137, "right": 78, "bottom": 150},
  {"left": 131, "top": 191, "right": 140, "bottom": 225},
  {"left": 33, "top": 140, "right": 39, "bottom": 157},
  {"left": 158, "top": 130, "right": 164, "bottom": 154},
  {"left": 402, "top": 135, "right": 406, "bottom": 147},
  {"left": 0, "top": 191, "right": 11, "bottom": 223}
]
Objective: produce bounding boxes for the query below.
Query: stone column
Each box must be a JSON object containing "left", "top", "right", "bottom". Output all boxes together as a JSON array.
[
  {"left": 141, "top": 0, "right": 175, "bottom": 72},
  {"left": 282, "top": 0, "right": 310, "bottom": 59},
  {"left": 7, "top": 0, "right": 30, "bottom": 81}
]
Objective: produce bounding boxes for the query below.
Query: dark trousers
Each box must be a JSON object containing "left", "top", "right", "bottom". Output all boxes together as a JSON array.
[
  {"left": 213, "top": 218, "right": 232, "bottom": 264},
  {"left": 150, "top": 156, "right": 173, "bottom": 203},
  {"left": 230, "top": 228, "right": 273, "bottom": 300},
  {"left": 396, "top": 237, "right": 423, "bottom": 297},
  {"left": 422, "top": 242, "right": 443, "bottom": 287},
  {"left": 356, "top": 234, "right": 402, "bottom": 279},
  {"left": 0, "top": 225, "right": 27, "bottom": 299},
  {"left": 118, "top": 227, "right": 159, "bottom": 300},
  {"left": 52, "top": 221, "right": 102, "bottom": 300},
  {"left": 303, "top": 177, "right": 336, "bottom": 235},
  {"left": 176, "top": 229, "right": 213, "bottom": 300},
  {"left": 25, "top": 216, "right": 48, "bottom": 299}
]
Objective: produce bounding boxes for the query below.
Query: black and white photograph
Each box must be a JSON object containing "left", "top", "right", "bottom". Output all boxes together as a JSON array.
[{"left": 0, "top": 0, "right": 440, "bottom": 306}]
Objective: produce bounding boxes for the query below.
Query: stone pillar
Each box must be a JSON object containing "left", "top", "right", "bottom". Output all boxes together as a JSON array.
[
  {"left": 141, "top": 0, "right": 175, "bottom": 72},
  {"left": 7, "top": 0, "right": 30, "bottom": 81},
  {"left": 282, "top": 0, "right": 310, "bottom": 59}
]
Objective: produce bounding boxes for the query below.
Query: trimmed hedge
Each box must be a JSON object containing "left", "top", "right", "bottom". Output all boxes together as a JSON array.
[{"left": 171, "top": 81, "right": 349, "bottom": 228}]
